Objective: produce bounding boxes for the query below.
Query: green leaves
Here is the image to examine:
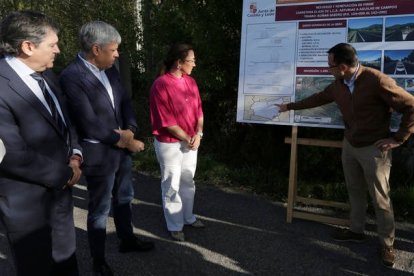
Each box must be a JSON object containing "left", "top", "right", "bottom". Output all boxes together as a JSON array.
[{"left": 0, "top": 0, "right": 141, "bottom": 72}]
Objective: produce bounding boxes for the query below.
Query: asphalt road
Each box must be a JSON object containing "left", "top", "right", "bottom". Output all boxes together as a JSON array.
[{"left": 1, "top": 172, "right": 414, "bottom": 275}]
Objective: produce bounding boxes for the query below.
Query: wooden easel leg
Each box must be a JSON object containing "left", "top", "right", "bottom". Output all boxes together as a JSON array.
[{"left": 287, "top": 126, "right": 298, "bottom": 223}]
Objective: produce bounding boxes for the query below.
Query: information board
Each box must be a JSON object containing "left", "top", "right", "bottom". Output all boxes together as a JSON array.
[{"left": 237, "top": 0, "right": 414, "bottom": 129}]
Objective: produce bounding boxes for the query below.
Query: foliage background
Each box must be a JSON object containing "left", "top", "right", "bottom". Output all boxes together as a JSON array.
[{"left": 0, "top": 0, "right": 412, "bottom": 221}]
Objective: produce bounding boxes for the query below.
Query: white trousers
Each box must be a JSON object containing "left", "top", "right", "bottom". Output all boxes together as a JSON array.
[{"left": 154, "top": 139, "right": 198, "bottom": 231}]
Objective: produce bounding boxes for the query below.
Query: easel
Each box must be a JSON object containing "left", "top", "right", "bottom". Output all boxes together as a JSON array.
[{"left": 285, "top": 126, "right": 350, "bottom": 226}]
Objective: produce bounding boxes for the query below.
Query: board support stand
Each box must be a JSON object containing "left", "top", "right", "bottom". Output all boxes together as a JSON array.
[{"left": 285, "top": 126, "right": 350, "bottom": 226}]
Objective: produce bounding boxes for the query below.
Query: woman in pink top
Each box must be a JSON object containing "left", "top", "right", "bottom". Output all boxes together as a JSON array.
[{"left": 150, "top": 43, "right": 204, "bottom": 241}]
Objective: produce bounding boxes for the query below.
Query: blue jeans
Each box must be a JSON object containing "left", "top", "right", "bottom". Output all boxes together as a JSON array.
[{"left": 86, "top": 154, "right": 135, "bottom": 260}]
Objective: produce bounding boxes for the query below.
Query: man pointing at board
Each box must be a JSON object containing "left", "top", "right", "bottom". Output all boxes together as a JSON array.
[{"left": 278, "top": 43, "right": 414, "bottom": 267}]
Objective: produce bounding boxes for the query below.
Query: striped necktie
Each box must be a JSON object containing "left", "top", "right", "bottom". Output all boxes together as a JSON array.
[{"left": 31, "top": 72, "right": 67, "bottom": 138}]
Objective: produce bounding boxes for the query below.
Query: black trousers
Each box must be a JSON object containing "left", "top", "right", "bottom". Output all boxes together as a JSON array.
[{"left": 6, "top": 224, "right": 79, "bottom": 276}]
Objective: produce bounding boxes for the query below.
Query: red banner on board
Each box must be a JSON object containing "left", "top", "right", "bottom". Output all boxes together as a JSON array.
[{"left": 276, "top": 0, "right": 414, "bottom": 21}]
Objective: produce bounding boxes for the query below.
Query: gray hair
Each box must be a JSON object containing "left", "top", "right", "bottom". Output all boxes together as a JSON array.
[
  {"left": 0, "top": 11, "right": 59, "bottom": 56},
  {"left": 79, "top": 21, "right": 121, "bottom": 53}
]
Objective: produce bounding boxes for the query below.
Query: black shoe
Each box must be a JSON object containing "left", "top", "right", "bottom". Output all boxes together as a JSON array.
[
  {"left": 119, "top": 238, "right": 155, "bottom": 253},
  {"left": 189, "top": 219, "right": 205, "bottom": 228},
  {"left": 51, "top": 253, "right": 79, "bottom": 276},
  {"left": 170, "top": 231, "right": 185, "bottom": 242},
  {"left": 92, "top": 259, "right": 113, "bottom": 276},
  {"left": 332, "top": 228, "right": 366, "bottom": 243}
]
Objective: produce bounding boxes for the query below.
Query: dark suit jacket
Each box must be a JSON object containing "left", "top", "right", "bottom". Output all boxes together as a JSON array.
[
  {"left": 0, "top": 58, "right": 81, "bottom": 232},
  {"left": 60, "top": 56, "right": 137, "bottom": 176}
]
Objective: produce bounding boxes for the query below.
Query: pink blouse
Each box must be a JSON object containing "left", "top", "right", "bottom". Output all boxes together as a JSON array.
[{"left": 150, "top": 73, "right": 203, "bottom": 143}]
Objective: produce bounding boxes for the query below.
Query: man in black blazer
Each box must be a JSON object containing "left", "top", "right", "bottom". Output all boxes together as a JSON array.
[
  {"left": 0, "top": 11, "right": 82, "bottom": 276},
  {"left": 60, "top": 21, "right": 154, "bottom": 276}
]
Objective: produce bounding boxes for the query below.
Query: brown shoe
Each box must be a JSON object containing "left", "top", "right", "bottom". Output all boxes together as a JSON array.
[
  {"left": 332, "top": 228, "right": 366, "bottom": 242},
  {"left": 381, "top": 246, "right": 395, "bottom": 267}
]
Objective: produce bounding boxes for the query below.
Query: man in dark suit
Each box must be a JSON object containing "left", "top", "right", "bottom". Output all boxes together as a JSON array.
[
  {"left": 0, "top": 11, "right": 82, "bottom": 276},
  {"left": 60, "top": 21, "right": 154, "bottom": 276}
]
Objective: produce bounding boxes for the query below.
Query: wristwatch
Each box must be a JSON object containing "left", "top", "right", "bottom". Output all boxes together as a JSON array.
[{"left": 197, "top": 131, "right": 203, "bottom": 138}]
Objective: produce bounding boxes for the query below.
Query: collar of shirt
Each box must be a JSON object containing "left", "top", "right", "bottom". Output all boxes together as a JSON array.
[
  {"left": 6, "top": 55, "right": 36, "bottom": 78},
  {"left": 343, "top": 63, "right": 360, "bottom": 93},
  {"left": 78, "top": 52, "right": 102, "bottom": 73}
]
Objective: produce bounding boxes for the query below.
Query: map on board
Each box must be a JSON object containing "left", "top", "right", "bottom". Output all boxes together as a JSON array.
[
  {"left": 237, "top": 0, "right": 414, "bottom": 130},
  {"left": 243, "top": 95, "right": 291, "bottom": 122},
  {"left": 293, "top": 77, "right": 343, "bottom": 127}
]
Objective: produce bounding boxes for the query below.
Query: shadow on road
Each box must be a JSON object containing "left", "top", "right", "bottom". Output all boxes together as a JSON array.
[{"left": 1, "top": 172, "right": 413, "bottom": 275}]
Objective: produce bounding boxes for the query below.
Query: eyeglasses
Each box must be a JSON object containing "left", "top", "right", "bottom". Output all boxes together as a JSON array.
[{"left": 184, "top": 59, "right": 196, "bottom": 64}]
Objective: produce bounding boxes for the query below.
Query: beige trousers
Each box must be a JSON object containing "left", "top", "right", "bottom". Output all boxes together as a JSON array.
[{"left": 341, "top": 139, "right": 395, "bottom": 247}]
